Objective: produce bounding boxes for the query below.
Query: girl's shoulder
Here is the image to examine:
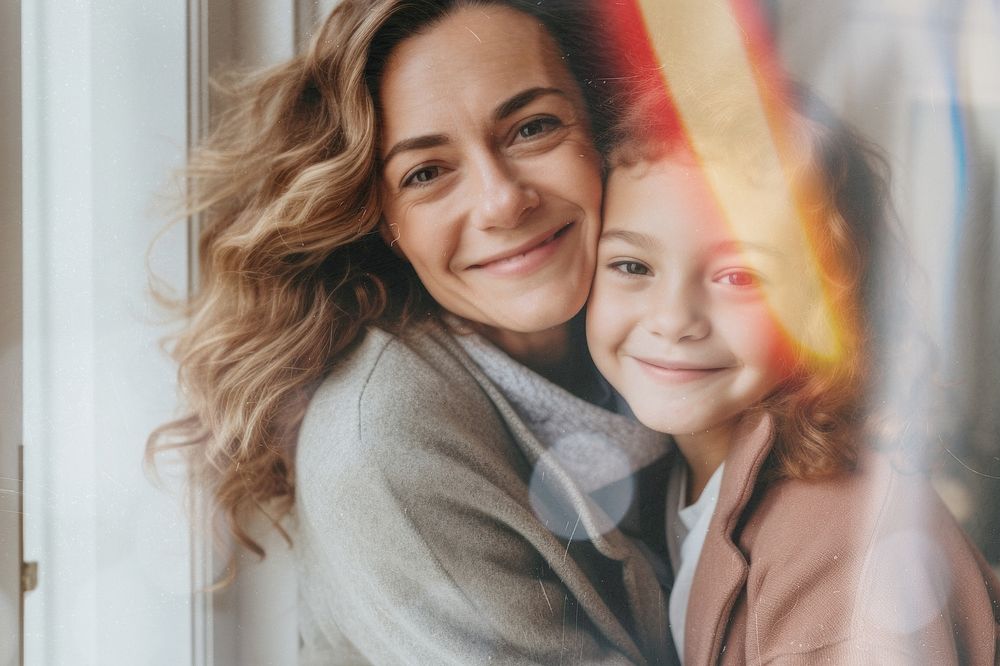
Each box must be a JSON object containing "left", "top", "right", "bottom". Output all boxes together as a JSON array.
[
  {"left": 742, "top": 448, "right": 981, "bottom": 569},
  {"left": 736, "top": 449, "right": 999, "bottom": 662},
  {"left": 746, "top": 448, "right": 964, "bottom": 547}
]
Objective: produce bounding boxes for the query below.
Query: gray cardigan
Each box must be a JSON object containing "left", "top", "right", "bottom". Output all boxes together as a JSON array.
[{"left": 294, "top": 321, "right": 676, "bottom": 665}]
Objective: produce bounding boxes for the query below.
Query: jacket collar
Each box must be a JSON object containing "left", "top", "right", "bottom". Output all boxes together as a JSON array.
[{"left": 683, "top": 411, "right": 775, "bottom": 664}]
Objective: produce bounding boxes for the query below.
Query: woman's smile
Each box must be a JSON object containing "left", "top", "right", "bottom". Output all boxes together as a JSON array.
[{"left": 469, "top": 222, "right": 575, "bottom": 276}]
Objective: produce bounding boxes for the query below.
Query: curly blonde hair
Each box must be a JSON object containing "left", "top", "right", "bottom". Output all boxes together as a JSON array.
[
  {"left": 606, "top": 83, "right": 893, "bottom": 481},
  {"left": 148, "top": 0, "right": 618, "bottom": 562}
]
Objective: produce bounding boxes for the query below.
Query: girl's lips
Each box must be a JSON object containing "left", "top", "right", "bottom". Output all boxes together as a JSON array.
[
  {"left": 630, "top": 357, "right": 731, "bottom": 383},
  {"left": 471, "top": 223, "right": 574, "bottom": 277}
]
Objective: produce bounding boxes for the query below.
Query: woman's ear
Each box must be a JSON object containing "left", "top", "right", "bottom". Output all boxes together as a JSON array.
[{"left": 378, "top": 220, "right": 407, "bottom": 260}]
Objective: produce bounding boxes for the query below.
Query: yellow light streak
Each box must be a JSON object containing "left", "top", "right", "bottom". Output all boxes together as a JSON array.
[{"left": 634, "top": 0, "right": 846, "bottom": 362}]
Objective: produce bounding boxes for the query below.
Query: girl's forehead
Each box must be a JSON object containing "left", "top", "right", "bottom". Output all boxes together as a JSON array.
[
  {"left": 603, "top": 157, "right": 797, "bottom": 261},
  {"left": 605, "top": 159, "right": 730, "bottom": 233}
]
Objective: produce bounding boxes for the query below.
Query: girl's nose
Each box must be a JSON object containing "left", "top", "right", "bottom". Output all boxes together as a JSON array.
[
  {"left": 644, "top": 283, "right": 711, "bottom": 343},
  {"left": 470, "top": 155, "right": 540, "bottom": 230}
]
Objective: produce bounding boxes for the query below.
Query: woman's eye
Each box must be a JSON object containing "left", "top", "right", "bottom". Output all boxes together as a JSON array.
[
  {"left": 610, "top": 261, "right": 651, "bottom": 276},
  {"left": 516, "top": 116, "right": 561, "bottom": 140},
  {"left": 402, "top": 166, "right": 442, "bottom": 188},
  {"left": 718, "top": 270, "right": 758, "bottom": 287}
]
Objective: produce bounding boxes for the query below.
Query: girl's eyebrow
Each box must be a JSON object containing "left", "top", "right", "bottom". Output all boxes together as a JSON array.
[
  {"left": 600, "top": 232, "right": 782, "bottom": 260},
  {"left": 599, "top": 229, "right": 663, "bottom": 252},
  {"left": 711, "top": 239, "right": 782, "bottom": 257}
]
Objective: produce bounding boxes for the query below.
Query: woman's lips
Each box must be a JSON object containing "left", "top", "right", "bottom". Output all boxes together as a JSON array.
[
  {"left": 630, "top": 356, "right": 731, "bottom": 382},
  {"left": 470, "top": 223, "right": 574, "bottom": 277}
]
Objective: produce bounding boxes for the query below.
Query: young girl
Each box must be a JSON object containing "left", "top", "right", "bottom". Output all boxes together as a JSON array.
[{"left": 586, "top": 88, "right": 1000, "bottom": 664}]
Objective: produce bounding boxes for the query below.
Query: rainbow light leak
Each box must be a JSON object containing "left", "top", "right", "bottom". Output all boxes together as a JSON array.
[{"left": 601, "top": 0, "right": 856, "bottom": 367}]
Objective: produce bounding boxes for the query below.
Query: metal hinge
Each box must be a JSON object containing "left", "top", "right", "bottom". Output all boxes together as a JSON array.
[{"left": 21, "top": 561, "right": 37, "bottom": 594}]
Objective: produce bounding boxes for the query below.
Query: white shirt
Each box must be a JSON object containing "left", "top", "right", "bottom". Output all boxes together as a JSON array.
[{"left": 666, "top": 461, "right": 725, "bottom": 662}]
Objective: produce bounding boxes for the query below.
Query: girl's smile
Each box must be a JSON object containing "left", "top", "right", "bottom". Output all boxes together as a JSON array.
[{"left": 627, "top": 355, "right": 736, "bottom": 383}]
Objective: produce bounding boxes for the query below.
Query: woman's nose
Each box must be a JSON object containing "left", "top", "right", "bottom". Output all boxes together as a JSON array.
[
  {"left": 644, "top": 283, "right": 711, "bottom": 343},
  {"left": 470, "top": 156, "right": 540, "bottom": 230}
]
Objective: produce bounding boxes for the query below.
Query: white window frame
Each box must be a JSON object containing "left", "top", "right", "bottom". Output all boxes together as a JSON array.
[{"left": 1, "top": 1, "right": 23, "bottom": 665}]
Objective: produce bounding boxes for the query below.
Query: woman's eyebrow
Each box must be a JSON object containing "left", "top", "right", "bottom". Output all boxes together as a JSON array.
[
  {"left": 382, "top": 133, "right": 450, "bottom": 169},
  {"left": 382, "top": 88, "right": 567, "bottom": 168},
  {"left": 494, "top": 87, "right": 567, "bottom": 121}
]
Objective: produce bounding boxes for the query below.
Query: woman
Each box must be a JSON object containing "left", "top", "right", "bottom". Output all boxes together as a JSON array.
[{"left": 151, "top": 0, "right": 675, "bottom": 663}]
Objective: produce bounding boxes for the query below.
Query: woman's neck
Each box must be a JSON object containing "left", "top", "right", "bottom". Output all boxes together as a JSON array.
[
  {"left": 476, "top": 315, "right": 600, "bottom": 401},
  {"left": 674, "top": 421, "right": 736, "bottom": 506},
  {"left": 481, "top": 324, "right": 571, "bottom": 370}
]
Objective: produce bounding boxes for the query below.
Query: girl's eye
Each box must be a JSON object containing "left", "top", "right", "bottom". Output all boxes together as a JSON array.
[
  {"left": 516, "top": 116, "right": 561, "bottom": 140},
  {"left": 717, "top": 270, "right": 758, "bottom": 287},
  {"left": 610, "top": 261, "right": 651, "bottom": 276},
  {"left": 402, "top": 165, "right": 442, "bottom": 188}
]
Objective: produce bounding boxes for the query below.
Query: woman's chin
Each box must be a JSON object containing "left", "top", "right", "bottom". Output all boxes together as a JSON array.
[{"left": 480, "top": 294, "right": 587, "bottom": 335}]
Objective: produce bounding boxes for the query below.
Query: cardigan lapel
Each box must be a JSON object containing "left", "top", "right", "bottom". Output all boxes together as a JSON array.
[
  {"left": 684, "top": 412, "right": 775, "bottom": 664},
  {"left": 434, "top": 326, "right": 673, "bottom": 665},
  {"left": 512, "top": 423, "right": 674, "bottom": 666}
]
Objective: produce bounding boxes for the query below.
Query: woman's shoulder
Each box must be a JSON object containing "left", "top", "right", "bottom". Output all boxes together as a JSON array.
[
  {"left": 310, "top": 321, "right": 461, "bottom": 393},
  {"left": 304, "top": 322, "right": 482, "bottom": 418},
  {"left": 296, "top": 322, "right": 516, "bottom": 491}
]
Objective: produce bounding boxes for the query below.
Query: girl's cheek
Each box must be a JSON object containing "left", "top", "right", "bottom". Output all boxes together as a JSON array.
[
  {"left": 758, "top": 316, "right": 798, "bottom": 381},
  {"left": 770, "top": 335, "right": 798, "bottom": 379},
  {"left": 588, "top": 273, "right": 614, "bottom": 313},
  {"left": 734, "top": 305, "right": 796, "bottom": 380},
  {"left": 586, "top": 282, "right": 627, "bottom": 349}
]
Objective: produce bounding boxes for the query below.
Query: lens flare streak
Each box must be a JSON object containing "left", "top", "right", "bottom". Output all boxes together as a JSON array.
[{"left": 610, "top": 0, "right": 854, "bottom": 365}]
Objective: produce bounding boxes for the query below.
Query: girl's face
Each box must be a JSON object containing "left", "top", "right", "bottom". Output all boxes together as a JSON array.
[
  {"left": 378, "top": 5, "right": 603, "bottom": 335},
  {"left": 587, "top": 158, "right": 792, "bottom": 439}
]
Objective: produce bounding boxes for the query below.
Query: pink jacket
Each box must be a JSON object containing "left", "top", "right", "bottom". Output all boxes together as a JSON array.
[{"left": 684, "top": 413, "right": 1000, "bottom": 665}]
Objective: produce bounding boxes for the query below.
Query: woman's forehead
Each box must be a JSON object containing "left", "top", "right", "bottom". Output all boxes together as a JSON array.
[{"left": 377, "top": 6, "right": 577, "bottom": 145}]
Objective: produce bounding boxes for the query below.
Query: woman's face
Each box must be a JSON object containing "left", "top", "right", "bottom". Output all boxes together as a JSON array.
[{"left": 378, "top": 5, "right": 603, "bottom": 335}]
